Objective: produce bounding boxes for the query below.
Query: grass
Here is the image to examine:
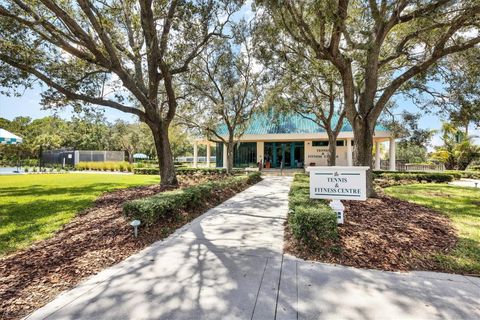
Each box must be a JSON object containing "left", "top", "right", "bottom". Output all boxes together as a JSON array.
[
  {"left": 385, "top": 184, "right": 480, "bottom": 274},
  {"left": 0, "top": 173, "right": 159, "bottom": 256}
]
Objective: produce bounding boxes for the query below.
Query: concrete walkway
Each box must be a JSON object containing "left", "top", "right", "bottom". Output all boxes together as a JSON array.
[
  {"left": 449, "top": 178, "right": 480, "bottom": 188},
  {"left": 27, "top": 177, "right": 480, "bottom": 320}
]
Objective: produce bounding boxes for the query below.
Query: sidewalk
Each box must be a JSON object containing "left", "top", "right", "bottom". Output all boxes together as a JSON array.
[{"left": 27, "top": 177, "right": 480, "bottom": 320}]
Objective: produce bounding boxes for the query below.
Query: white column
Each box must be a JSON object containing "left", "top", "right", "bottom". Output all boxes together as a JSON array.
[
  {"left": 389, "top": 137, "right": 396, "bottom": 171},
  {"left": 375, "top": 141, "right": 381, "bottom": 170},
  {"left": 193, "top": 141, "right": 198, "bottom": 168},
  {"left": 346, "top": 138, "right": 353, "bottom": 166},
  {"left": 222, "top": 143, "right": 228, "bottom": 169},
  {"left": 304, "top": 141, "right": 310, "bottom": 167},
  {"left": 206, "top": 142, "right": 211, "bottom": 167},
  {"left": 256, "top": 141, "right": 264, "bottom": 164}
]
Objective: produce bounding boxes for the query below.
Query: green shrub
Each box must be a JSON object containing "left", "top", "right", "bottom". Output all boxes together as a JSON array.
[
  {"left": 133, "top": 167, "right": 160, "bottom": 175},
  {"left": 289, "top": 206, "right": 338, "bottom": 247},
  {"left": 373, "top": 171, "right": 454, "bottom": 183},
  {"left": 288, "top": 174, "right": 338, "bottom": 248},
  {"left": 123, "top": 172, "right": 261, "bottom": 225},
  {"left": 445, "top": 170, "right": 480, "bottom": 179},
  {"left": 133, "top": 167, "right": 245, "bottom": 176}
]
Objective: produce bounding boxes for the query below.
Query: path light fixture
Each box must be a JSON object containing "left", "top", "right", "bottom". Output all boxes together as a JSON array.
[
  {"left": 130, "top": 220, "right": 141, "bottom": 237},
  {"left": 329, "top": 200, "right": 345, "bottom": 224}
]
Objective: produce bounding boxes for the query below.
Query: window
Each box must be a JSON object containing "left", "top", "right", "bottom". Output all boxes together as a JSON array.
[
  {"left": 312, "top": 141, "right": 329, "bottom": 147},
  {"left": 336, "top": 140, "right": 345, "bottom": 146}
]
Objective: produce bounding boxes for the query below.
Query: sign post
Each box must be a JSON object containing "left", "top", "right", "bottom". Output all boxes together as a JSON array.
[{"left": 306, "top": 166, "right": 369, "bottom": 224}]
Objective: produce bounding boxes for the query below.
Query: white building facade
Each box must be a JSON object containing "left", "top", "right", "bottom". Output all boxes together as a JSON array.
[{"left": 193, "top": 113, "right": 396, "bottom": 170}]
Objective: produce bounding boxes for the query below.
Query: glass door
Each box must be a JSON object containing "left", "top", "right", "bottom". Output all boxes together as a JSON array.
[{"left": 264, "top": 142, "right": 305, "bottom": 168}]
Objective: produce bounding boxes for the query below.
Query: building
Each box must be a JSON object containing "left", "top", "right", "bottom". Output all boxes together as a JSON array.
[{"left": 193, "top": 113, "right": 396, "bottom": 170}]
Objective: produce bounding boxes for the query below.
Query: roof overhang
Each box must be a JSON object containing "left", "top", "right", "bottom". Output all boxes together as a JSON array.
[{"left": 195, "top": 130, "right": 392, "bottom": 143}]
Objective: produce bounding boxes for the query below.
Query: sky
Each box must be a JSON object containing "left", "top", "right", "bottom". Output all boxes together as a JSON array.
[
  {"left": 3, "top": 82, "right": 478, "bottom": 150},
  {"left": 0, "top": 0, "right": 478, "bottom": 148}
]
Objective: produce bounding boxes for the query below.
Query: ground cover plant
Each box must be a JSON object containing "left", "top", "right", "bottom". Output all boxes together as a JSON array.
[
  {"left": 0, "top": 174, "right": 158, "bottom": 256},
  {"left": 133, "top": 167, "right": 245, "bottom": 175},
  {"left": 75, "top": 161, "right": 133, "bottom": 172},
  {"left": 285, "top": 174, "right": 459, "bottom": 273},
  {"left": 385, "top": 184, "right": 480, "bottom": 275},
  {"left": 0, "top": 172, "right": 262, "bottom": 319}
]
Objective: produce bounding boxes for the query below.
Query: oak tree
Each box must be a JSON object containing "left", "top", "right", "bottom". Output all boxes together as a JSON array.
[
  {"left": 0, "top": 0, "right": 242, "bottom": 186},
  {"left": 255, "top": 0, "right": 480, "bottom": 195}
]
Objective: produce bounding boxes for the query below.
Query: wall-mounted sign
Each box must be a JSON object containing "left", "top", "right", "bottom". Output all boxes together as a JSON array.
[{"left": 306, "top": 166, "right": 369, "bottom": 201}]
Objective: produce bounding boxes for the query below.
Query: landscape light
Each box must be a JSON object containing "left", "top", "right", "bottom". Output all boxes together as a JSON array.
[{"left": 130, "top": 220, "right": 141, "bottom": 237}]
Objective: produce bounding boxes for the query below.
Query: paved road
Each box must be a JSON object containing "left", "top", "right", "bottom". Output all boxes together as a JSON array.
[{"left": 27, "top": 177, "right": 480, "bottom": 320}]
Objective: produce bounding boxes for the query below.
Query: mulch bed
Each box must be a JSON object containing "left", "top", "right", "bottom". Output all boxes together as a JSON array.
[
  {"left": 284, "top": 195, "right": 458, "bottom": 272},
  {"left": 0, "top": 174, "right": 249, "bottom": 320}
]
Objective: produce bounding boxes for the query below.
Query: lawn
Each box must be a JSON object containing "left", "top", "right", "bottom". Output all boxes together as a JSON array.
[
  {"left": 0, "top": 173, "right": 159, "bottom": 256},
  {"left": 385, "top": 184, "right": 480, "bottom": 274}
]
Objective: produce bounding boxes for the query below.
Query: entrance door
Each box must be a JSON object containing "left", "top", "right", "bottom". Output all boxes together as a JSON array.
[{"left": 264, "top": 142, "right": 304, "bottom": 168}]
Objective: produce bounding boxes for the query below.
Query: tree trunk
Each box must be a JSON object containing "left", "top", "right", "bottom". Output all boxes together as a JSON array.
[
  {"left": 327, "top": 133, "right": 337, "bottom": 166},
  {"left": 128, "top": 151, "right": 133, "bottom": 164},
  {"left": 226, "top": 141, "right": 234, "bottom": 174},
  {"left": 352, "top": 117, "right": 375, "bottom": 197},
  {"left": 150, "top": 122, "right": 178, "bottom": 187}
]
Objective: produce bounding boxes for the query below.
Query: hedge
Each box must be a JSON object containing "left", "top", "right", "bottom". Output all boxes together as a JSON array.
[
  {"left": 445, "top": 170, "right": 480, "bottom": 179},
  {"left": 288, "top": 174, "right": 338, "bottom": 248},
  {"left": 373, "top": 171, "right": 454, "bottom": 183},
  {"left": 133, "top": 167, "right": 244, "bottom": 175},
  {"left": 123, "top": 172, "right": 262, "bottom": 225}
]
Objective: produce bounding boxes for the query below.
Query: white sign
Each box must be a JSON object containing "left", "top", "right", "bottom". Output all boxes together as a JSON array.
[{"left": 307, "top": 166, "right": 369, "bottom": 201}]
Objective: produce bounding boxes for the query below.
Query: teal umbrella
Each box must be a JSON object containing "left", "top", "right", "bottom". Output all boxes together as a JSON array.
[
  {"left": 133, "top": 153, "right": 148, "bottom": 159},
  {"left": 0, "top": 128, "right": 23, "bottom": 145}
]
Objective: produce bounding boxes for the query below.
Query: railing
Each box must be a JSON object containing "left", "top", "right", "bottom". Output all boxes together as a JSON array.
[
  {"left": 379, "top": 160, "right": 444, "bottom": 171},
  {"left": 175, "top": 156, "right": 216, "bottom": 163},
  {"left": 404, "top": 163, "right": 445, "bottom": 172}
]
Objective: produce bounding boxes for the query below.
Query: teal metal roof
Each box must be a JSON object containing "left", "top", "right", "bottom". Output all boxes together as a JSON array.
[{"left": 218, "top": 113, "right": 387, "bottom": 135}]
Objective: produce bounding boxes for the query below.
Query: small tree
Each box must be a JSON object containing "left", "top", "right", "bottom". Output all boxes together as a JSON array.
[
  {"left": 430, "top": 123, "right": 480, "bottom": 170},
  {"left": 267, "top": 60, "right": 345, "bottom": 166},
  {"left": 180, "top": 23, "right": 264, "bottom": 173},
  {"left": 111, "top": 120, "right": 143, "bottom": 163},
  {"left": 382, "top": 111, "right": 434, "bottom": 163}
]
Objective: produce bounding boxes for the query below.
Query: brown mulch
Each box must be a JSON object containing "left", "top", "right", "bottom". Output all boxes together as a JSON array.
[
  {"left": 0, "top": 174, "right": 250, "bottom": 320},
  {"left": 284, "top": 195, "right": 458, "bottom": 272}
]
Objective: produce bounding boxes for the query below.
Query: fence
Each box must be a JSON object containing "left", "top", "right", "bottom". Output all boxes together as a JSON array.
[
  {"left": 41, "top": 150, "right": 75, "bottom": 166},
  {"left": 76, "top": 150, "right": 125, "bottom": 163},
  {"left": 379, "top": 160, "right": 444, "bottom": 172},
  {"left": 175, "top": 156, "right": 216, "bottom": 163},
  {"left": 41, "top": 149, "right": 125, "bottom": 166}
]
